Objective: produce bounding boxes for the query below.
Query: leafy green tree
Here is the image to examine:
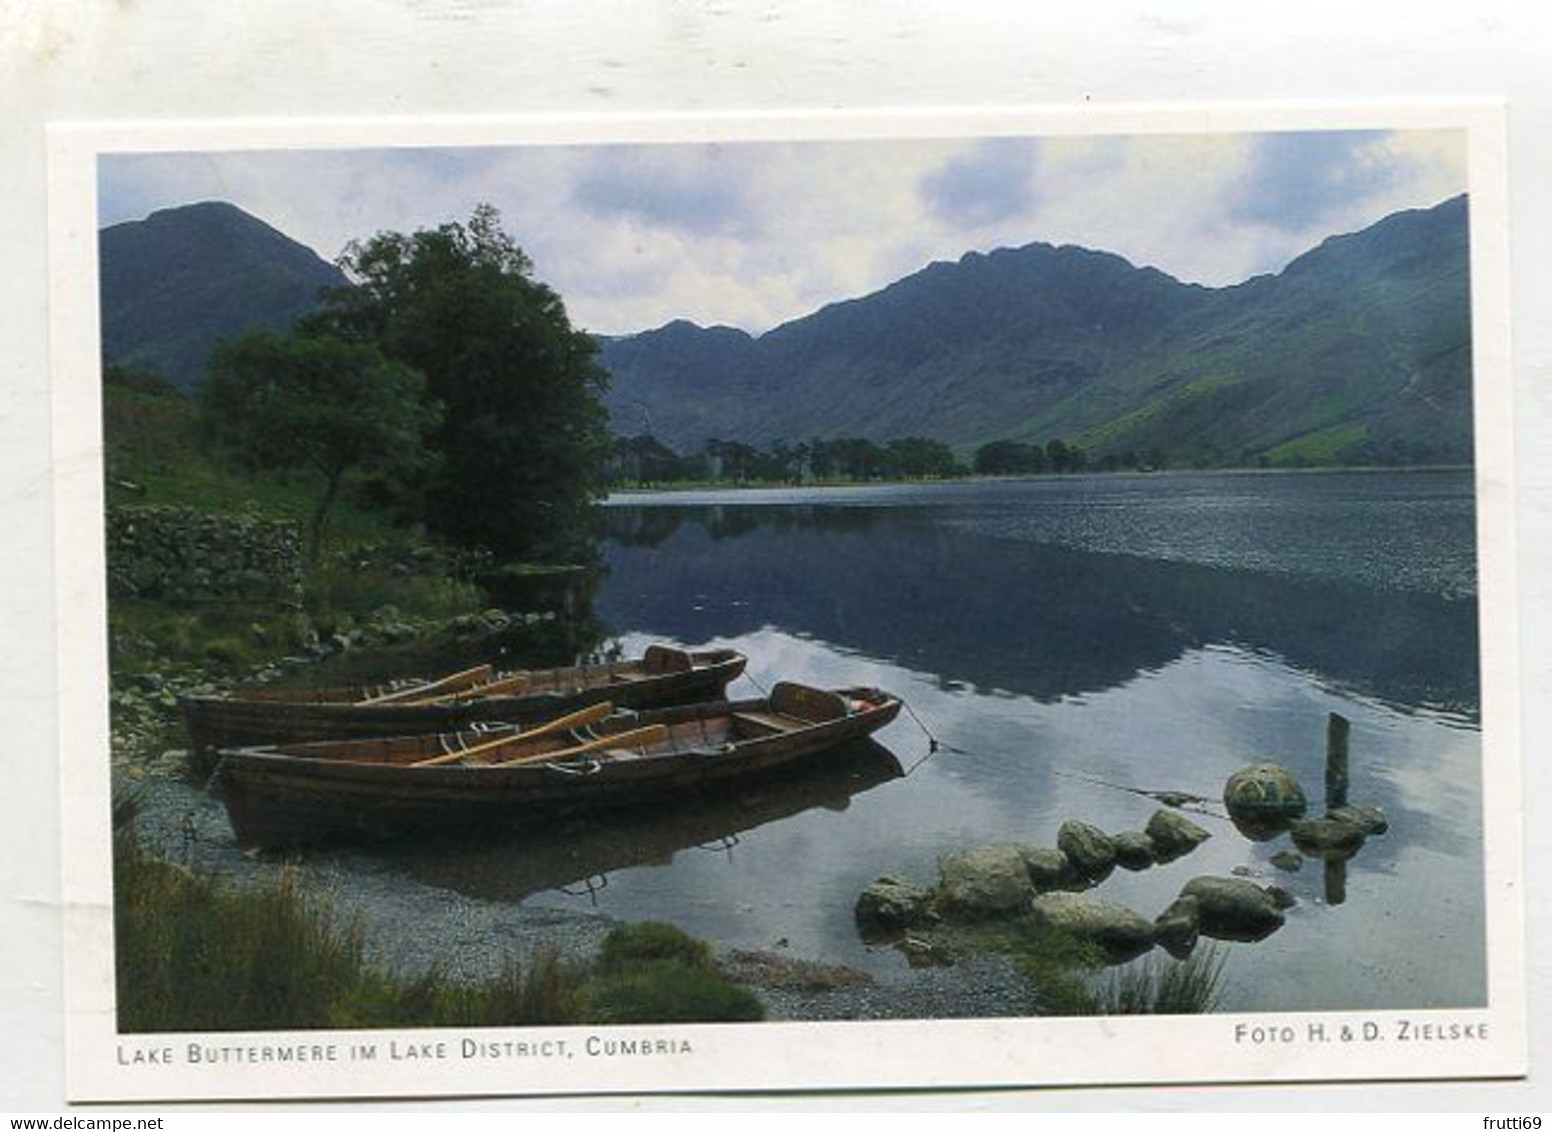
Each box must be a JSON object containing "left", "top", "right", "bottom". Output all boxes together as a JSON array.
[
  {"left": 1045, "top": 437, "right": 1089, "bottom": 474},
  {"left": 705, "top": 439, "right": 759, "bottom": 483},
  {"left": 200, "top": 331, "right": 434, "bottom": 556},
  {"left": 305, "top": 205, "right": 611, "bottom": 561},
  {"left": 886, "top": 436, "right": 963, "bottom": 478},
  {"left": 973, "top": 439, "right": 1047, "bottom": 475}
]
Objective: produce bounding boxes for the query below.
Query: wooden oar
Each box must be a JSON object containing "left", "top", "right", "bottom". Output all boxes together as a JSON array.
[
  {"left": 357, "top": 664, "right": 494, "bottom": 706},
  {"left": 479, "top": 724, "right": 669, "bottom": 768},
  {"left": 408, "top": 672, "right": 531, "bottom": 706},
  {"left": 406, "top": 701, "right": 617, "bottom": 768}
]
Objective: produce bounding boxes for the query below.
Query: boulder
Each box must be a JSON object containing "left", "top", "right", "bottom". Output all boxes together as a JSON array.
[
  {"left": 1145, "top": 809, "right": 1212, "bottom": 861},
  {"left": 1290, "top": 816, "right": 1367, "bottom": 859},
  {"left": 855, "top": 876, "right": 938, "bottom": 936},
  {"left": 1270, "top": 850, "right": 1304, "bottom": 872},
  {"left": 1029, "top": 892, "right": 1157, "bottom": 962},
  {"left": 1265, "top": 885, "right": 1298, "bottom": 910},
  {"left": 1180, "top": 876, "right": 1287, "bottom": 942},
  {"left": 898, "top": 935, "right": 945, "bottom": 969},
  {"left": 1153, "top": 895, "right": 1201, "bottom": 959},
  {"left": 937, "top": 843, "right": 1036, "bottom": 919},
  {"left": 1057, "top": 820, "right": 1117, "bottom": 880},
  {"left": 1223, "top": 763, "right": 1308, "bottom": 825},
  {"left": 1111, "top": 831, "right": 1156, "bottom": 871},
  {"left": 1018, "top": 846, "right": 1084, "bottom": 892},
  {"left": 1328, "top": 804, "right": 1389, "bottom": 836}
]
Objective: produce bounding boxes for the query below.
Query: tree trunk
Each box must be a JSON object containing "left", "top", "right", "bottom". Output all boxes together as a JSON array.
[{"left": 309, "top": 467, "right": 344, "bottom": 562}]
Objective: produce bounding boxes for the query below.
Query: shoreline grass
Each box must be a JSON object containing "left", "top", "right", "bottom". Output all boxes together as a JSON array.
[{"left": 113, "top": 824, "right": 762, "bottom": 1032}]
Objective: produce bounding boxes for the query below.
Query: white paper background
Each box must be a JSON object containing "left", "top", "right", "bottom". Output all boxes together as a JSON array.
[{"left": 3, "top": 0, "right": 1549, "bottom": 1113}]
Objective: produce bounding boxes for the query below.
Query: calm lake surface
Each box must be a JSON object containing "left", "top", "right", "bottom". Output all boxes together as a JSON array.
[{"left": 409, "top": 469, "right": 1488, "bottom": 1013}]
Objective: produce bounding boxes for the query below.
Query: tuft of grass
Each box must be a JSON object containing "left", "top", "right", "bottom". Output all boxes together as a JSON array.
[
  {"left": 923, "top": 917, "right": 1228, "bottom": 1017},
  {"left": 1086, "top": 945, "right": 1229, "bottom": 1015},
  {"left": 919, "top": 918, "right": 1108, "bottom": 1016},
  {"left": 306, "top": 553, "right": 485, "bottom": 626},
  {"left": 578, "top": 922, "right": 765, "bottom": 1024},
  {"left": 578, "top": 959, "right": 766, "bottom": 1025},
  {"left": 598, "top": 920, "right": 715, "bottom": 971},
  {"left": 113, "top": 835, "right": 765, "bottom": 1032},
  {"left": 115, "top": 835, "right": 375, "bottom": 1031},
  {"left": 112, "top": 832, "right": 581, "bottom": 1032},
  {"left": 110, "top": 598, "right": 306, "bottom": 678}
]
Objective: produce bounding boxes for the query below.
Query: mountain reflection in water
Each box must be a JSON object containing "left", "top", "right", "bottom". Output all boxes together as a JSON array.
[
  {"left": 577, "top": 472, "right": 1486, "bottom": 1013},
  {"left": 598, "top": 482, "right": 1478, "bottom": 721}
]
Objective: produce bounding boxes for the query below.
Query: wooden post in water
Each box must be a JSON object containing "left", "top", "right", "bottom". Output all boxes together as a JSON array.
[
  {"left": 1324, "top": 858, "right": 1348, "bottom": 906},
  {"left": 1325, "top": 712, "right": 1350, "bottom": 811}
]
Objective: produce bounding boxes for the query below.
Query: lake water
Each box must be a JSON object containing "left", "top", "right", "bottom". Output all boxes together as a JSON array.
[{"left": 407, "top": 470, "right": 1487, "bottom": 1014}]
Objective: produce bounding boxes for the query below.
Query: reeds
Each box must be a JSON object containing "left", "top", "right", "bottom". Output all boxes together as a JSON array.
[
  {"left": 113, "top": 833, "right": 760, "bottom": 1031},
  {"left": 1085, "top": 944, "right": 1229, "bottom": 1015}
]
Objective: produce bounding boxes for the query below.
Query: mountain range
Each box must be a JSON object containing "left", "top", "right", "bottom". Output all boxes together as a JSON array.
[
  {"left": 99, "top": 201, "right": 348, "bottom": 389},
  {"left": 98, "top": 196, "right": 1473, "bottom": 467},
  {"left": 600, "top": 195, "right": 1472, "bottom": 466}
]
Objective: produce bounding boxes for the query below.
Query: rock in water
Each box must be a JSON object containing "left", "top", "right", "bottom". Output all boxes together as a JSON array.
[
  {"left": 1289, "top": 816, "right": 1368, "bottom": 858},
  {"left": 1264, "top": 885, "right": 1298, "bottom": 910},
  {"left": 855, "top": 876, "right": 937, "bottom": 936},
  {"left": 1180, "top": 876, "right": 1287, "bottom": 941},
  {"left": 1145, "top": 809, "right": 1212, "bottom": 861},
  {"left": 937, "top": 843, "right": 1037, "bottom": 919},
  {"left": 1223, "top": 763, "right": 1308, "bottom": 839},
  {"left": 1057, "top": 820, "right": 1117, "bottom": 880},
  {"left": 1111, "top": 831, "right": 1156, "bottom": 871},
  {"left": 1154, "top": 895, "right": 1201, "bottom": 959},
  {"left": 1270, "top": 850, "right": 1305, "bottom": 873},
  {"left": 1327, "top": 804, "right": 1389, "bottom": 836},
  {"left": 1029, "top": 892, "right": 1157, "bottom": 962},
  {"left": 1018, "top": 846, "right": 1084, "bottom": 892}
]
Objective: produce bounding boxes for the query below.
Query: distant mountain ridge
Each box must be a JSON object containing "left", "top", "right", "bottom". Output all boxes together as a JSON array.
[
  {"left": 98, "top": 196, "right": 1472, "bottom": 468},
  {"left": 601, "top": 195, "right": 1472, "bottom": 467},
  {"left": 99, "top": 201, "right": 348, "bottom": 389}
]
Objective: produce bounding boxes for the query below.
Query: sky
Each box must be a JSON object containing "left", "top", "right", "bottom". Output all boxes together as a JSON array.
[{"left": 97, "top": 128, "right": 1466, "bottom": 337}]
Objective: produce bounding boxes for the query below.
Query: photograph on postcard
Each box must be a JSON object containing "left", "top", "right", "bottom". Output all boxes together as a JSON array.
[{"left": 54, "top": 110, "right": 1522, "bottom": 1099}]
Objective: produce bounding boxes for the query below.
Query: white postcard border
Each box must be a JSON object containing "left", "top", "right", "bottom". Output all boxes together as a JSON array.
[{"left": 48, "top": 100, "right": 1525, "bottom": 1103}]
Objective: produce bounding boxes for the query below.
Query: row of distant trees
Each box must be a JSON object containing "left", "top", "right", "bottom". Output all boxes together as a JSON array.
[{"left": 610, "top": 434, "right": 1167, "bottom": 486}]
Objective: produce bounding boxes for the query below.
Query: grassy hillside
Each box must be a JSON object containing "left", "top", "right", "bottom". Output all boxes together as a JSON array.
[
  {"left": 104, "top": 375, "right": 486, "bottom": 676},
  {"left": 105, "top": 377, "right": 391, "bottom": 541}
]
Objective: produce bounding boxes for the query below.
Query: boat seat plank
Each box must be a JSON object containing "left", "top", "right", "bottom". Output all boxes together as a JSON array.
[{"left": 731, "top": 710, "right": 807, "bottom": 736}]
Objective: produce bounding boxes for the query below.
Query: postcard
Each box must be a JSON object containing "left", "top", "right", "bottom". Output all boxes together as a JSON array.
[{"left": 47, "top": 102, "right": 1523, "bottom": 1102}]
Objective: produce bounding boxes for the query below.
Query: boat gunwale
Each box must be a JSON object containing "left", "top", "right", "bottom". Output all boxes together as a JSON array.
[{"left": 216, "top": 690, "right": 902, "bottom": 783}]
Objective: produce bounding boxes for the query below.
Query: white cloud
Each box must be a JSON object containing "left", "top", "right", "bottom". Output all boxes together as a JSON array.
[{"left": 99, "top": 128, "right": 1467, "bottom": 336}]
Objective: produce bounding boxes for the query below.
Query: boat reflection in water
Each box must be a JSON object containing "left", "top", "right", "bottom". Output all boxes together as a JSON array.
[{"left": 382, "top": 738, "right": 905, "bottom": 904}]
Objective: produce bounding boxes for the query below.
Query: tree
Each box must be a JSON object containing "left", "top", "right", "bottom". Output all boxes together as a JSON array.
[
  {"left": 1045, "top": 437, "right": 1088, "bottom": 474},
  {"left": 886, "top": 436, "right": 963, "bottom": 478},
  {"left": 200, "top": 331, "right": 434, "bottom": 556},
  {"left": 973, "top": 439, "right": 1046, "bottom": 476},
  {"left": 305, "top": 204, "right": 611, "bottom": 561},
  {"left": 705, "top": 439, "right": 759, "bottom": 483}
]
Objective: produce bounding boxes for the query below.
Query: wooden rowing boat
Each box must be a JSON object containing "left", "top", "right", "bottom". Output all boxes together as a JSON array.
[
  {"left": 180, "top": 645, "right": 747, "bottom": 757},
  {"left": 382, "top": 740, "right": 904, "bottom": 901},
  {"left": 211, "top": 682, "right": 903, "bottom": 848}
]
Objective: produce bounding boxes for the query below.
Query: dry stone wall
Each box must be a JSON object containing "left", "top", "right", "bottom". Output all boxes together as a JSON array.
[{"left": 106, "top": 505, "right": 303, "bottom": 606}]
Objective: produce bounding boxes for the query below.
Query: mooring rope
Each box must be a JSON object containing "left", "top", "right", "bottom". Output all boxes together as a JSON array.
[
  {"left": 892, "top": 697, "right": 1223, "bottom": 810},
  {"left": 740, "top": 672, "right": 1216, "bottom": 806},
  {"left": 741, "top": 670, "right": 773, "bottom": 699}
]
